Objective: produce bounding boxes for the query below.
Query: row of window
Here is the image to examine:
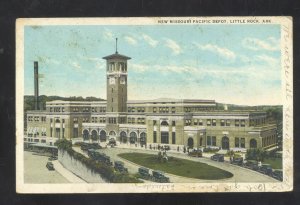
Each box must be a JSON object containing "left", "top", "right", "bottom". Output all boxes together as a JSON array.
[
  {"left": 50, "top": 107, "right": 65, "bottom": 112},
  {"left": 153, "top": 120, "right": 176, "bottom": 126},
  {"left": 108, "top": 62, "right": 127, "bottom": 72},
  {"left": 127, "top": 117, "right": 146, "bottom": 124},
  {"left": 91, "top": 117, "right": 106, "bottom": 123},
  {"left": 91, "top": 107, "right": 106, "bottom": 113},
  {"left": 153, "top": 107, "right": 176, "bottom": 113},
  {"left": 128, "top": 107, "right": 145, "bottom": 113},
  {"left": 27, "top": 116, "right": 46, "bottom": 122},
  {"left": 185, "top": 119, "right": 247, "bottom": 127}
]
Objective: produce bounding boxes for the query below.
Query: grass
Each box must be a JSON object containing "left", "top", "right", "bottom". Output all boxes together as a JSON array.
[
  {"left": 118, "top": 153, "right": 233, "bottom": 180},
  {"left": 263, "top": 157, "right": 282, "bottom": 169}
]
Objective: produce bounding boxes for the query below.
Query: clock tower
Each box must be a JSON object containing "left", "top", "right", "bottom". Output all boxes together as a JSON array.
[{"left": 103, "top": 38, "right": 130, "bottom": 129}]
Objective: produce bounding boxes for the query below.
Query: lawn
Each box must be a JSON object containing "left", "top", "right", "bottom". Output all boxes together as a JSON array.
[
  {"left": 118, "top": 153, "right": 233, "bottom": 180},
  {"left": 263, "top": 157, "right": 282, "bottom": 169}
]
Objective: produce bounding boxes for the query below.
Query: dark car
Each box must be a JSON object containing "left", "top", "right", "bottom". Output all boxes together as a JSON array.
[
  {"left": 138, "top": 167, "right": 151, "bottom": 179},
  {"left": 188, "top": 150, "right": 203, "bottom": 157},
  {"left": 152, "top": 170, "right": 170, "bottom": 183},
  {"left": 114, "top": 161, "right": 128, "bottom": 173},
  {"left": 243, "top": 160, "right": 259, "bottom": 171},
  {"left": 272, "top": 169, "right": 283, "bottom": 181},
  {"left": 258, "top": 164, "right": 273, "bottom": 176},
  {"left": 230, "top": 157, "right": 243, "bottom": 166},
  {"left": 46, "top": 162, "right": 55, "bottom": 171},
  {"left": 48, "top": 156, "right": 58, "bottom": 161},
  {"left": 90, "top": 143, "right": 102, "bottom": 150},
  {"left": 210, "top": 154, "right": 224, "bottom": 162}
]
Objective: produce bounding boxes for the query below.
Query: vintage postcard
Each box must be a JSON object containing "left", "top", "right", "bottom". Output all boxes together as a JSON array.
[{"left": 16, "top": 17, "right": 293, "bottom": 193}]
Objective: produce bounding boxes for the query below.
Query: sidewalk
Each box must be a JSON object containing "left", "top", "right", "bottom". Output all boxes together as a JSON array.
[{"left": 52, "top": 160, "right": 87, "bottom": 183}]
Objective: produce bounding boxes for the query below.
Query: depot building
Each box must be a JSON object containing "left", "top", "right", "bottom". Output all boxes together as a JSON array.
[{"left": 25, "top": 48, "right": 278, "bottom": 151}]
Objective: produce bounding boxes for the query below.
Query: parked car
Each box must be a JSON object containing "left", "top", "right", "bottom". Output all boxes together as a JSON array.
[
  {"left": 48, "top": 156, "right": 58, "bottom": 161},
  {"left": 230, "top": 157, "right": 243, "bottom": 166},
  {"left": 138, "top": 167, "right": 151, "bottom": 180},
  {"left": 258, "top": 164, "right": 273, "bottom": 176},
  {"left": 90, "top": 143, "right": 102, "bottom": 150},
  {"left": 188, "top": 150, "right": 203, "bottom": 157},
  {"left": 152, "top": 170, "right": 170, "bottom": 183},
  {"left": 210, "top": 154, "right": 224, "bottom": 162},
  {"left": 243, "top": 160, "right": 259, "bottom": 171},
  {"left": 46, "top": 162, "right": 55, "bottom": 171},
  {"left": 114, "top": 161, "right": 128, "bottom": 173},
  {"left": 272, "top": 169, "right": 283, "bottom": 181}
]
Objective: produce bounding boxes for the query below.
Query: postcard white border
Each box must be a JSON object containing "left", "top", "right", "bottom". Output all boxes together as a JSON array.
[{"left": 16, "top": 17, "right": 293, "bottom": 193}]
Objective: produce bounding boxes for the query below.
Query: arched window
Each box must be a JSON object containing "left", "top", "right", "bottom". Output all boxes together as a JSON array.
[
  {"left": 140, "top": 132, "right": 147, "bottom": 145},
  {"left": 91, "top": 130, "right": 98, "bottom": 141},
  {"left": 120, "top": 131, "right": 127, "bottom": 143},
  {"left": 188, "top": 137, "right": 194, "bottom": 148},
  {"left": 161, "top": 121, "right": 169, "bottom": 126},
  {"left": 129, "top": 132, "right": 137, "bottom": 144},
  {"left": 83, "top": 129, "right": 89, "bottom": 141},
  {"left": 222, "top": 136, "right": 229, "bottom": 150},
  {"left": 250, "top": 139, "right": 257, "bottom": 148},
  {"left": 109, "top": 131, "right": 116, "bottom": 136},
  {"left": 100, "top": 130, "right": 107, "bottom": 142}
]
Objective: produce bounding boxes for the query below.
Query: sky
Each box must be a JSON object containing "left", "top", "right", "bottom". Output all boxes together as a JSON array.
[{"left": 24, "top": 24, "right": 281, "bottom": 105}]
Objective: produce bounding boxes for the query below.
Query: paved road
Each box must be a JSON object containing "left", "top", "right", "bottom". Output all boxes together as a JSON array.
[
  {"left": 24, "top": 151, "right": 70, "bottom": 184},
  {"left": 73, "top": 147, "right": 277, "bottom": 183}
]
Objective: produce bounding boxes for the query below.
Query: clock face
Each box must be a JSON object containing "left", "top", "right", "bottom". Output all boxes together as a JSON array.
[
  {"left": 109, "top": 77, "right": 115, "bottom": 85},
  {"left": 120, "top": 76, "right": 126, "bottom": 84}
]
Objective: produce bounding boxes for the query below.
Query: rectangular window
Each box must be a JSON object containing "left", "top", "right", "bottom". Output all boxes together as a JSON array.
[
  {"left": 207, "top": 119, "right": 211, "bottom": 126},
  {"left": 212, "top": 119, "right": 216, "bottom": 126},
  {"left": 235, "top": 119, "right": 240, "bottom": 127},
  {"left": 199, "top": 119, "right": 203, "bottom": 126},
  {"left": 172, "top": 132, "right": 176, "bottom": 144},
  {"left": 172, "top": 121, "right": 176, "bottom": 126},
  {"left": 221, "top": 119, "right": 225, "bottom": 126},
  {"left": 207, "top": 136, "right": 211, "bottom": 146},
  {"left": 194, "top": 119, "right": 198, "bottom": 126},
  {"left": 171, "top": 107, "right": 175, "bottom": 113},
  {"left": 240, "top": 138, "right": 245, "bottom": 148},
  {"left": 241, "top": 120, "right": 245, "bottom": 127},
  {"left": 153, "top": 131, "right": 157, "bottom": 143},
  {"left": 153, "top": 107, "right": 157, "bottom": 113},
  {"left": 153, "top": 120, "right": 157, "bottom": 125},
  {"left": 226, "top": 119, "right": 231, "bottom": 126},
  {"left": 212, "top": 136, "right": 216, "bottom": 146},
  {"left": 235, "top": 137, "right": 240, "bottom": 147},
  {"left": 161, "top": 132, "right": 169, "bottom": 144}
]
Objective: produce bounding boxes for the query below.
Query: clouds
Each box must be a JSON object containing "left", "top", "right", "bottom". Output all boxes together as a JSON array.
[
  {"left": 195, "top": 43, "right": 236, "bottom": 60},
  {"left": 242, "top": 37, "right": 280, "bottom": 51},
  {"left": 164, "top": 39, "right": 181, "bottom": 55},
  {"left": 124, "top": 36, "right": 138, "bottom": 45},
  {"left": 142, "top": 34, "right": 158, "bottom": 47}
]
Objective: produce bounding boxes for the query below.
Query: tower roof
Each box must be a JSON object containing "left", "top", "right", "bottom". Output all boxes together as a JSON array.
[{"left": 102, "top": 53, "right": 131, "bottom": 60}]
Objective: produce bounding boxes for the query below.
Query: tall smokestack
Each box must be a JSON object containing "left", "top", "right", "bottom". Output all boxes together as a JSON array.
[{"left": 34, "top": 61, "right": 39, "bottom": 110}]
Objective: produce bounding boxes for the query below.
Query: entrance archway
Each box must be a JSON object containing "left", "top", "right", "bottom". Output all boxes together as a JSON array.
[
  {"left": 222, "top": 136, "right": 229, "bottom": 150},
  {"left": 120, "top": 131, "right": 127, "bottom": 143},
  {"left": 100, "top": 130, "right": 107, "bottom": 142},
  {"left": 188, "top": 137, "right": 194, "bottom": 148},
  {"left": 250, "top": 139, "right": 257, "bottom": 148},
  {"left": 91, "top": 130, "right": 98, "bottom": 141},
  {"left": 129, "top": 132, "right": 137, "bottom": 144},
  {"left": 140, "top": 132, "right": 147, "bottom": 145},
  {"left": 83, "top": 129, "right": 89, "bottom": 141}
]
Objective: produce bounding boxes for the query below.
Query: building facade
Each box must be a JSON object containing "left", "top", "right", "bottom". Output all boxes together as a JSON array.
[{"left": 25, "top": 50, "right": 278, "bottom": 151}]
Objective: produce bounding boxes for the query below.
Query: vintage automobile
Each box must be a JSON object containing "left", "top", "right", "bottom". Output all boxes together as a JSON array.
[
  {"left": 230, "top": 157, "right": 243, "bottom": 166},
  {"left": 258, "top": 164, "right": 273, "bottom": 176},
  {"left": 114, "top": 161, "right": 128, "bottom": 173},
  {"left": 48, "top": 156, "right": 58, "bottom": 161},
  {"left": 152, "top": 170, "right": 170, "bottom": 183},
  {"left": 108, "top": 138, "right": 117, "bottom": 147},
  {"left": 210, "top": 154, "right": 224, "bottom": 162},
  {"left": 243, "top": 160, "right": 259, "bottom": 171},
  {"left": 138, "top": 167, "right": 151, "bottom": 180},
  {"left": 188, "top": 149, "right": 203, "bottom": 157},
  {"left": 46, "top": 162, "right": 55, "bottom": 171},
  {"left": 272, "top": 169, "right": 283, "bottom": 181},
  {"left": 87, "top": 149, "right": 96, "bottom": 158},
  {"left": 90, "top": 143, "right": 102, "bottom": 150}
]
